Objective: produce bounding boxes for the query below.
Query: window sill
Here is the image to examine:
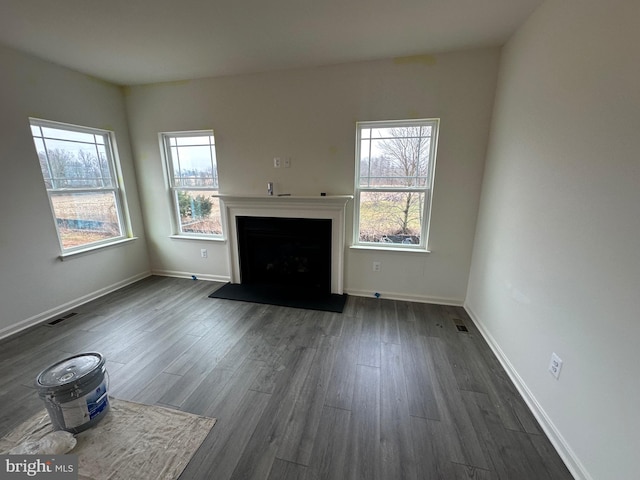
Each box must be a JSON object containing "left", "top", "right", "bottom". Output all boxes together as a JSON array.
[
  {"left": 169, "top": 235, "right": 226, "bottom": 243},
  {"left": 349, "top": 245, "right": 431, "bottom": 254},
  {"left": 59, "top": 237, "right": 138, "bottom": 261}
]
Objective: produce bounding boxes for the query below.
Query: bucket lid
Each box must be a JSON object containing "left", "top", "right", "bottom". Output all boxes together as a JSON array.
[{"left": 36, "top": 352, "right": 105, "bottom": 389}]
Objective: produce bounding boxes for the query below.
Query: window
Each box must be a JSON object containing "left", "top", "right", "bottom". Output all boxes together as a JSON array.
[
  {"left": 354, "top": 119, "right": 439, "bottom": 249},
  {"left": 161, "top": 131, "right": 221, "bottom": 237},
  {"left": 29, "top": 118, "right": 130, "bottom": 252}
]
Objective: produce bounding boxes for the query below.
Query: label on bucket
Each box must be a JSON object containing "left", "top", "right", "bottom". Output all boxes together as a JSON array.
[
  {"left": 61, "top": 379, "right": 109, "bottom": 429},
  {"left": 87, "top": 379, "right": 109, "bottom": 420}
]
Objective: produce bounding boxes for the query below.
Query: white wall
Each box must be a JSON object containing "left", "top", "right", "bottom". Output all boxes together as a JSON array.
[
  {"left": 466, "top": 1, "right": 640, "bottom": 479},
  {"left": 125, "top": 49, "right": 499, "bottom": 303},
  {"left": 0, "top": 45, "right": 150, "bottom": 337}
]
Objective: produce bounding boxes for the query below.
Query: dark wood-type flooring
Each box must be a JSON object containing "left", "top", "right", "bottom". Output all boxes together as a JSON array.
[{"left": 0, "top": 276, "right": 573, "bottom": 479}]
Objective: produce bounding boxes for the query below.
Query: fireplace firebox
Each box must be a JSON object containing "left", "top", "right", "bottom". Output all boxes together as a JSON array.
[{"left": 236, "top": 216, "right": 332, "bottom": 294}]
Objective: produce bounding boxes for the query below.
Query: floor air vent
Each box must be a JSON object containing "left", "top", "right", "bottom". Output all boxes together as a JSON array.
[
  {"left": 452, "top": 317, "right": 469, "bottom": 333},
  {"left": 47, "top": 312, "right": 78, "bottom": 326}
]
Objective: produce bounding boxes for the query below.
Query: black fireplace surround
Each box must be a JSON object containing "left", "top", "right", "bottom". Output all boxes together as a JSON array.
[{"left": 236, "top": 216, "right": 332, "bottom": 295}]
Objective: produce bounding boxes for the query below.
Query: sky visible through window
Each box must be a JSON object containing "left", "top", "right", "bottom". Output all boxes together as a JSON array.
[
  {"left": 356, "top": 120, "right": 438, "bottom": 247},
  {"left": 164, "top": 132, "right": 221, "bottom": 236},
  {"left": 30, "top": 119, "right": 126, "bottom": 250}
]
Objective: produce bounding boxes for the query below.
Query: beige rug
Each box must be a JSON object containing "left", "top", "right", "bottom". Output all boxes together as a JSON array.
[{"left": 0, "top": 397, "right": 216, "bottom": 480}]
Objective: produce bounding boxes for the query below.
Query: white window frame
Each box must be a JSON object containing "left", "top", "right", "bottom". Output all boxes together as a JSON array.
[
  {"left": 29, "top": 118, "right": 132, "bottom": 255},
  {"left": 353, "top": 118, "right": 439, "bottom": 251},
  {"left": 160, "top": 130, "right": 222, "bottom": 239}
]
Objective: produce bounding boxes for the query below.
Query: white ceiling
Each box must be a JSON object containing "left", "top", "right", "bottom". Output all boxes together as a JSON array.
[{"left": 0, "top": 0, "right": 543, "bottom": 86}]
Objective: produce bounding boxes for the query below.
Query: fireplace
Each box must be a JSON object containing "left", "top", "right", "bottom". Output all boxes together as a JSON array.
[
  {"left": 217, "top": 194, "right": 352, "bottom": 294},
  {"left": 237, "top": 216, "right": 332, "bottom": 293}
]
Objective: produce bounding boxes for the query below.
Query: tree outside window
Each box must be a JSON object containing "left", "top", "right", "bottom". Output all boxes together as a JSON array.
[
  {"left": 161, "top": 131, "right": 222, "bottom": 236},
  {"left": 355, "top": 119, "right": 439, "bottom": 249},
  {"left": 30, "top": 119, "right": 130, "bottom": 252}
]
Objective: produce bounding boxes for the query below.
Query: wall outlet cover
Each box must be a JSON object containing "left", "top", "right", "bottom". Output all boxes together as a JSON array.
[{"left": 549, "top": 352, "right": 563, "bottom": 379}]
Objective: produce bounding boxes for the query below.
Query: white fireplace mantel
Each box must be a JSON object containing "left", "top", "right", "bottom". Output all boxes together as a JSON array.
[{"left": 216, "top": 194, "right": 353, "bottom": 294}]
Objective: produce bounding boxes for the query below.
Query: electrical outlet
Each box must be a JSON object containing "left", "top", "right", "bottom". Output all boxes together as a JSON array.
[
  {"left": 549, "top": 352, "right": 563, "bottom": 379},
  {"left": 284, "top": 157, "right": 291, "bottom": 168},
  {"left": 373, "top": 261, "right": 381, "bottom": 272},
  {"left": 200, "top": 248, "right": 208, "bottom": 258},
  {"left": 273, "top": 157, "right": 281, "bottom": 168}
]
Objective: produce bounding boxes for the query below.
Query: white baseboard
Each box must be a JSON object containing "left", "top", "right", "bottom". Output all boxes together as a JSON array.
[
  {"left": 464, "top": 303, "right": 591, "bottom": 480},
  {"left": 0, "top": 271, "right": 152, "bottom": 341},
  {"left": 345, "top": 288, "right": 463, "bottom": 306},
  {"left": 151, "top": 269, "right": 230, "bottom": 283}
]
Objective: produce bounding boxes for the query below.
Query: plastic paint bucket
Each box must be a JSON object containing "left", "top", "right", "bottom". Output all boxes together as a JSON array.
[{"left": 35, "top": 352, "right": 110, "bottom": 434}]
